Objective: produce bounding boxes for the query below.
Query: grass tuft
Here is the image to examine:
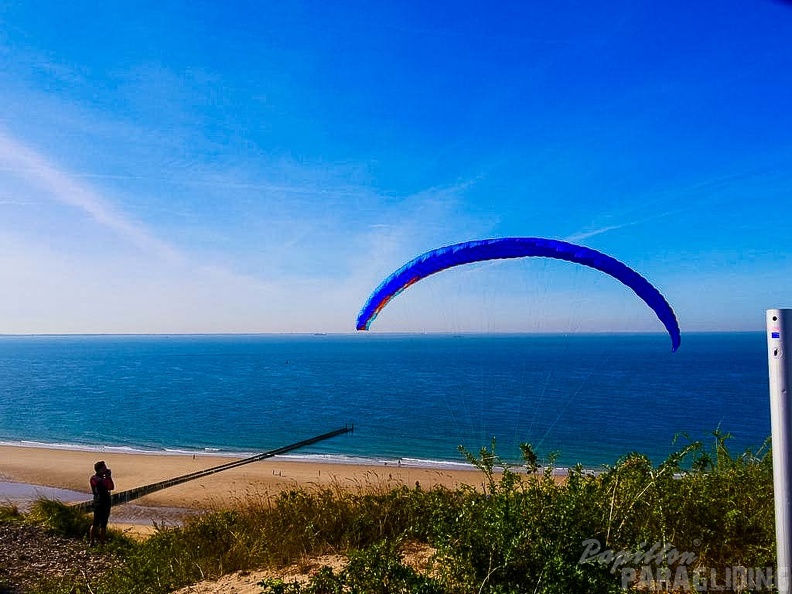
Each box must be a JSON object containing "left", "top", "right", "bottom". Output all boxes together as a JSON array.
[{"left": 27, "top": 498, "right": 93, "bottom": 539}]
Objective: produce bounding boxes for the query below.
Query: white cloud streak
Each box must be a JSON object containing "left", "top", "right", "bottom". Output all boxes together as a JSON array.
[
  {"left": 564, "top": 209, "right": 681, "bottom": 243},
  {"left": 0, "top": 128, "right": 182, "bottom": 263}
]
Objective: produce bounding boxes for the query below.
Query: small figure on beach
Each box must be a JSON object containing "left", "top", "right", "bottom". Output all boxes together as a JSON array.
[{"left": 89, "top": 460, "right": 114, "bottom": 546}]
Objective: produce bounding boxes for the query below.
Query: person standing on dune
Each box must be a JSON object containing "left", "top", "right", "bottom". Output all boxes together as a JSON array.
[{"left": 89, "top": 460, "right": 114, "bottom": 546}]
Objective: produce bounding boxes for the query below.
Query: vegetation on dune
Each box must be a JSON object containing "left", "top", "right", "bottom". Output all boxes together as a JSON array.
[{"left": 3, "top": 430, "right": 776, "bottom": 594}]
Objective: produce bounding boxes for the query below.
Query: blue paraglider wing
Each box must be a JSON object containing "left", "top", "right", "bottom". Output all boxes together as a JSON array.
[{"left": 355, "top": 237, "right": 681, "bottom": 351}]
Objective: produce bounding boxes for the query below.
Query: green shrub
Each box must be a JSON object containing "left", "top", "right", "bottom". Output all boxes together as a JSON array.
[{"left": 19, "top": 430, "right": 776, "bottom": 594}]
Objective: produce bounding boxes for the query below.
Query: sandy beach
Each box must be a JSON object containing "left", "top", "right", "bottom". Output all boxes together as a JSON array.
[{"left": 0, "top": 444, "right": 485, "bottom": 520}]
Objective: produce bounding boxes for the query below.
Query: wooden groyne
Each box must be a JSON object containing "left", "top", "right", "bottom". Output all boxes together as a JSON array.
[{"left": 72, "top": 425, "right": 353, "bottom": 513}]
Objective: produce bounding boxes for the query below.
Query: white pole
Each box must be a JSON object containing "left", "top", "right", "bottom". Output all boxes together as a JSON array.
[{"left": 768, "top": 309, "right": 792, "bottom": 593}]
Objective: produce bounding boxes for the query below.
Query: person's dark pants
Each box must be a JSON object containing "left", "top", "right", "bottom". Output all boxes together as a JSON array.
[{"left": 93, "top": 503, "right": 111, "bottom": 529}]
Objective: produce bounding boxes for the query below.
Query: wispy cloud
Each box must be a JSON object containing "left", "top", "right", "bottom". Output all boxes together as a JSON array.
[
  {"left": 567, "top": 155, "right": 792, "bottom": 245},
  {"left": 564, "top": 219, "right": 653, "bottom": 243},
  {"left": 0, "top": 128, "right": 182, "bottom": 263},
  {"left": 565, "top": 205, "right": 682, "bottom": 243},
  {"left": 0, "top": 199, "right": 35, "bottom": 205}
]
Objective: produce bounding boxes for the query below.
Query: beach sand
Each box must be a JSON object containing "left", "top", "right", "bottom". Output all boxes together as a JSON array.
[{"left": 0, "top": 444, "right": 486, "bottom": 534}]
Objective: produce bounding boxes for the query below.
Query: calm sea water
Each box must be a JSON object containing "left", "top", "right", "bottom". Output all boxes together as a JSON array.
[{"left": 0, "top": 333, "right": 771, "bottom": 468}]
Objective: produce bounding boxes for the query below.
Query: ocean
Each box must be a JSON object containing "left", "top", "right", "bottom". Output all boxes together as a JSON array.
[{"left": 0, "top": 333, "right": 772, "bottom": 469}]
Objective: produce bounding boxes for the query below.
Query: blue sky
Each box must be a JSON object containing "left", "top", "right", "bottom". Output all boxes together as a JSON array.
[{"left": 0, "top": 1, "right": 791, "bottom": 334}]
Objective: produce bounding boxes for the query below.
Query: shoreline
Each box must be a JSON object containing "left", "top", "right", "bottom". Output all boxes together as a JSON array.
[
  {"left": 0, "top": 439, "right": 479, "bottom": 472},
  {"left": 0, "top": 444, "right": 488, "bottom": 523},
  {"left": 0, "top": 437, "right": 574, "bottom": 473}
]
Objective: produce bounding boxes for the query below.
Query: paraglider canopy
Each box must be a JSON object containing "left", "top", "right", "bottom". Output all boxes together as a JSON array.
[{"left": 356, "top": 237, "right": 681, "bottom": 351}]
